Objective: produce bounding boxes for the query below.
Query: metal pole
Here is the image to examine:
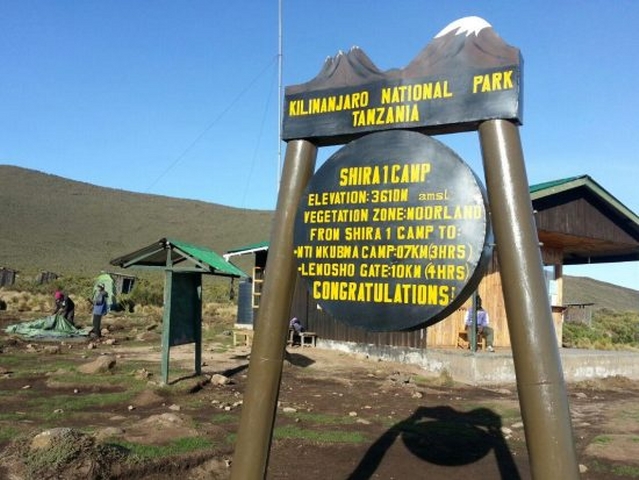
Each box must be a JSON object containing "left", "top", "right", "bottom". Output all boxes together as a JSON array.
[
  {"left": 470, "top": 291, "right": 478, "bottom": 352},
  {"left": 478, "top": 119, "right": 579, "bottom": 480},
  {"left": 230, "top": 139, "right": 317, "bottom": 480}
]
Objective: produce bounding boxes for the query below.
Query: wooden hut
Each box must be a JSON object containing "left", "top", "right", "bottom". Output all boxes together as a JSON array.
[
  {"left": 0, "top": 267, "right": 18, "bottom": 287},
  {"left": 228, "top": 176, "right": 639, "bottom": 350}
]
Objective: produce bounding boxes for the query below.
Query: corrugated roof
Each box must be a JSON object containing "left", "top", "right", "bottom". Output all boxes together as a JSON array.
[
  {"left": 530, "top": 175, "right": 639, "bottom": 225},
  {"left": 110, "top": 238, "right": 246, "bottom": 278},
  {"left": 224, "top": 240, "right": 270, "bottom": 260}
]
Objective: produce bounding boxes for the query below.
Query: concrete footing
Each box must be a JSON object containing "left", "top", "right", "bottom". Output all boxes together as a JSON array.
[{"left": 319, "top": 340, "right": 639, "bottom": 385}]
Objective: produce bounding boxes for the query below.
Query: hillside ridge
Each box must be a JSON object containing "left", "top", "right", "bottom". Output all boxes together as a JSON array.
[
  {"left": 1, "top": 165, "right": 637, "bottom": 311},
  {"left": 0, "top": 165, "right": 274, "bottom": 276}
]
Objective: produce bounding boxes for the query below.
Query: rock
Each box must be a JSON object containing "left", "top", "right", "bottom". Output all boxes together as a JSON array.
[
  {"left": 282, "top": 407, "right": 297, "bottom": 413},
  {"left": 169, "top": 404, "right": 181, "bottom": 411},
  {"left": 579, "top": 464, "right": 588, "bottom": 473},
  {"left": 211, "top": 373, "right": 231, "bottom": 385},
  {"left": 493, "top": 388, "right": 512, "bottom": 395},
  {"left": 131, "top": 389, "right": 164, "bottom": 407},
  {"left": 31, "top": 427, "right": 73, "bottom": 450},
  {"left": 93, "top": 426, "right": 125, "bottom": 442},
  {"left": 43, "top": 345, "right": 60, "bottom": 354},
  {"left": 135, "top": 368, "right": 152, "bottom": 380},
  {"left": 78, "top": 355, "right": 116, "bottom": 374},
  {"left": 348, "top": 411, "right": 358, "bottom": 417}
]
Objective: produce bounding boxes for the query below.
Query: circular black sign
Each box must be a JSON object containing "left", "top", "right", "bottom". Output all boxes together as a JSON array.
[{"left": 293, "top": 130, "right": 491, "bottom": 331}]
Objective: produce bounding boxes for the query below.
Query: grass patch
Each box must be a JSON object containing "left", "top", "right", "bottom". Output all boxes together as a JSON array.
[
  {"left": 24, "top": 391, "right": 140, "bottom": 422},
  {"left": 210, "top": 413, "right": 237, "bottom": 424},
  {"left": 591, "top": 460, "right": 639, "bottom": 478},
  {"left": 273, "top": 424, "right": 368, "bottom": 443},
  {"left": 592, "top": 435, "right": 612, "bottom": 445},
  {"left": 114, "top": 436, "right": 215, "bottom": 459},
  {"left": 282, "top": 411, "right": 361, "bottom": 425},
  {"left": 620, "top": 407, "right": 639, "bottom": 422},
  {"left": 0, "top": 425, "right": 20, "bottom": 443},
  {"left": 0, "top": 354, "right": 79, "bottom": 376},
  {"left": 413, "top": 370, "right": 456, "bottom": 387}
]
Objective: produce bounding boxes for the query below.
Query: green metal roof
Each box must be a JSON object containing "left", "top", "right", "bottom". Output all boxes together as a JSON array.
[
  {"left": 110, "top": 238, "right": 247, "bottom": 278},
  {"left": 530, "top": 175, "right": 639, "bottom": 225},
  {"left": 224, "top": 240, "right": 270, "bottom": 260}
]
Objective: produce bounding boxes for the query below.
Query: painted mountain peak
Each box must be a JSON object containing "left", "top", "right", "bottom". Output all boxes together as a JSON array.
[
  {"left": 434, "top": 16, "right": 492, "bottom": 38},
  {"left": 286, "top": 16, "right": 520, "bottom": 94},
  {"left": 286, "top": 46, "right": 385, "bottom": 94}
]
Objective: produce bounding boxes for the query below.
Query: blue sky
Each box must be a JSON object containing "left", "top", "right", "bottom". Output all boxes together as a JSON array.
[{"left": 1, "top": 1, "right": 638, "bottom": 291}]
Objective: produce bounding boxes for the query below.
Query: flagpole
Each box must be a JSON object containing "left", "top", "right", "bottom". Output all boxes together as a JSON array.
[{"left": 277, "top": 0, "right": 283, "bottom": 190}]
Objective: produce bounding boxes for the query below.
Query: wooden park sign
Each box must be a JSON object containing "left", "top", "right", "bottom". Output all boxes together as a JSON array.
[
  {"left": 232, "top": 16, "right": 580, "bottom": 480},
  {"left": 293, "top": 129, "right": 491, "bottom": 331},
  {"left": 288, "top": 16, "right": 518, "bottom": 331},
  {"left": 283, "top": 16, "right": 522, "bottom": 146}
]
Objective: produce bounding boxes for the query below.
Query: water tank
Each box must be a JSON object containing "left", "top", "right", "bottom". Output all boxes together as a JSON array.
[{"left": 236, "top": 279, "right": 254, "bottom": 325}]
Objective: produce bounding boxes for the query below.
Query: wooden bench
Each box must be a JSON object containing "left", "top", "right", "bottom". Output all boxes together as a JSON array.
[
  {"left": 233, "top": 329, "right": 254, "bottom": 347},
  {"left": 288, "top": 329, "right": 318, "bottom": 347},
  {"left": 457, "top": 330, "right": 487, "bottom": 350}
]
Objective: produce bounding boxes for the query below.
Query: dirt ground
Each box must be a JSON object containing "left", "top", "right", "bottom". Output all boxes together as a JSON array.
[{"left": 1, "top": 310, "right": 639, "bottom": 480}]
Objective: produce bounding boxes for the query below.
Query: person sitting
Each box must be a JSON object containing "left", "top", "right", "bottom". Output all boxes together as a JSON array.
[
  {"left": 289, "top": 317, "right": 304, "bottom": 334},
  {"left": 53, "top": 290, "right": 75, "bottom": 326},
  {"left": 464, "top": 296, "right": 495, "bottom": 352}
]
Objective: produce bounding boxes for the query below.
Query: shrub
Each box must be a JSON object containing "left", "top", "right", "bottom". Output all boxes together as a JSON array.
[{"left": 564, "top": 309, "right": 639, "bottom": 350}]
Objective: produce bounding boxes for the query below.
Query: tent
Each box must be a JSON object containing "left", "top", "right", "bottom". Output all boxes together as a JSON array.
[{"left": 93, "top": 272, "right": 117, "bottom": 310}]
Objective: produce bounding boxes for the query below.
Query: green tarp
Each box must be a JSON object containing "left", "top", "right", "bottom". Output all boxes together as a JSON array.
[{"left": 5, "top": 314, "right": 89, "bottom": 339}]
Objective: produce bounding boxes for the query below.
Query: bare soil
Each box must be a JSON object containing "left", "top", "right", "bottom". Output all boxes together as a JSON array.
[{"left": 1, "top": 310, "right": 638, "bottom": 479}]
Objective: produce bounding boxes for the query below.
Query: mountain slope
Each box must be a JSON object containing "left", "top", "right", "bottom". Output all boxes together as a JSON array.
[
  {"left": 0, "top": 165, "right": 274, "bottom": 276},
  {"left": 564, "top": 275, "right": 638, "bottom": 312},
  {"left": 1, "top": 165, "right": 636, "bottom": 311}
]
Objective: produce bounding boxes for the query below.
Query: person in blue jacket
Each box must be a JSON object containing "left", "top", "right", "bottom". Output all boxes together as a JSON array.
[
  {"left": 464, "top": 296, "right": 495, "bottom": 352},
  {"left": 91, "top": 284, "right": 108, "bottom": 338}
]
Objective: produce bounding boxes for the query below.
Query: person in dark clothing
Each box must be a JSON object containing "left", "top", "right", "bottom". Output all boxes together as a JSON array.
[
  {"left": 53, "top": 290, "right": 75, "bottom": 326},
  {"left": 91, "top": 284, "right": 108, "bottom": 338},
  {"left": 464, "top": 295, "right": 495, "bottom": 352},
  {"left": 289, "top": 317, "right": 304, "bottom": 334}
]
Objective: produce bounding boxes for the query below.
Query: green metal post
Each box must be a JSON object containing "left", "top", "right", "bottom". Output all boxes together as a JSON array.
[
  {"left": 470, "top": 291, "right": 478, "bottom": 352},
  {"left": 195, "top": 274, "right": 202, "bottom": 376},
  {"left": 161, "top": 250, "right": 174, "bottom": 385},
  {"left": 478, "top": 119, "right": 580, "bottom": 479},
  {"left": 230, "top": 139, "right": 318, "bottom": 480}
]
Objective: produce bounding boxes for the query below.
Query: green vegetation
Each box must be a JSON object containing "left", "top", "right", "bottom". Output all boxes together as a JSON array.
[
  {"left": 0, "top": 426, "right": 20, "bottom": 443},
  {"left": 281, "top": 411, "right": 362, "bottom": 425},
  {"left": 273, "top": 424, "right": 368, "bottom": 443},
  {"left": 591, "top": 459, "right": 639, "bottom": 478},
  {"left": 210, "top": 413, "right": 237, "bottom": 424},
  {"left": 563, "top": 309, "right": 639, "bottom": 350},
  {"left": 17, "top": 429, "right": 129, "bottom": 478},
  {"left": 0, "top": 165, "right": 271, "bottom": 280},
  {"left": 592, "top": 435, "right": 613, "bottom": 445},
  {"left": 114, "top": 436, "right": 215, "bottom": 459}
]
